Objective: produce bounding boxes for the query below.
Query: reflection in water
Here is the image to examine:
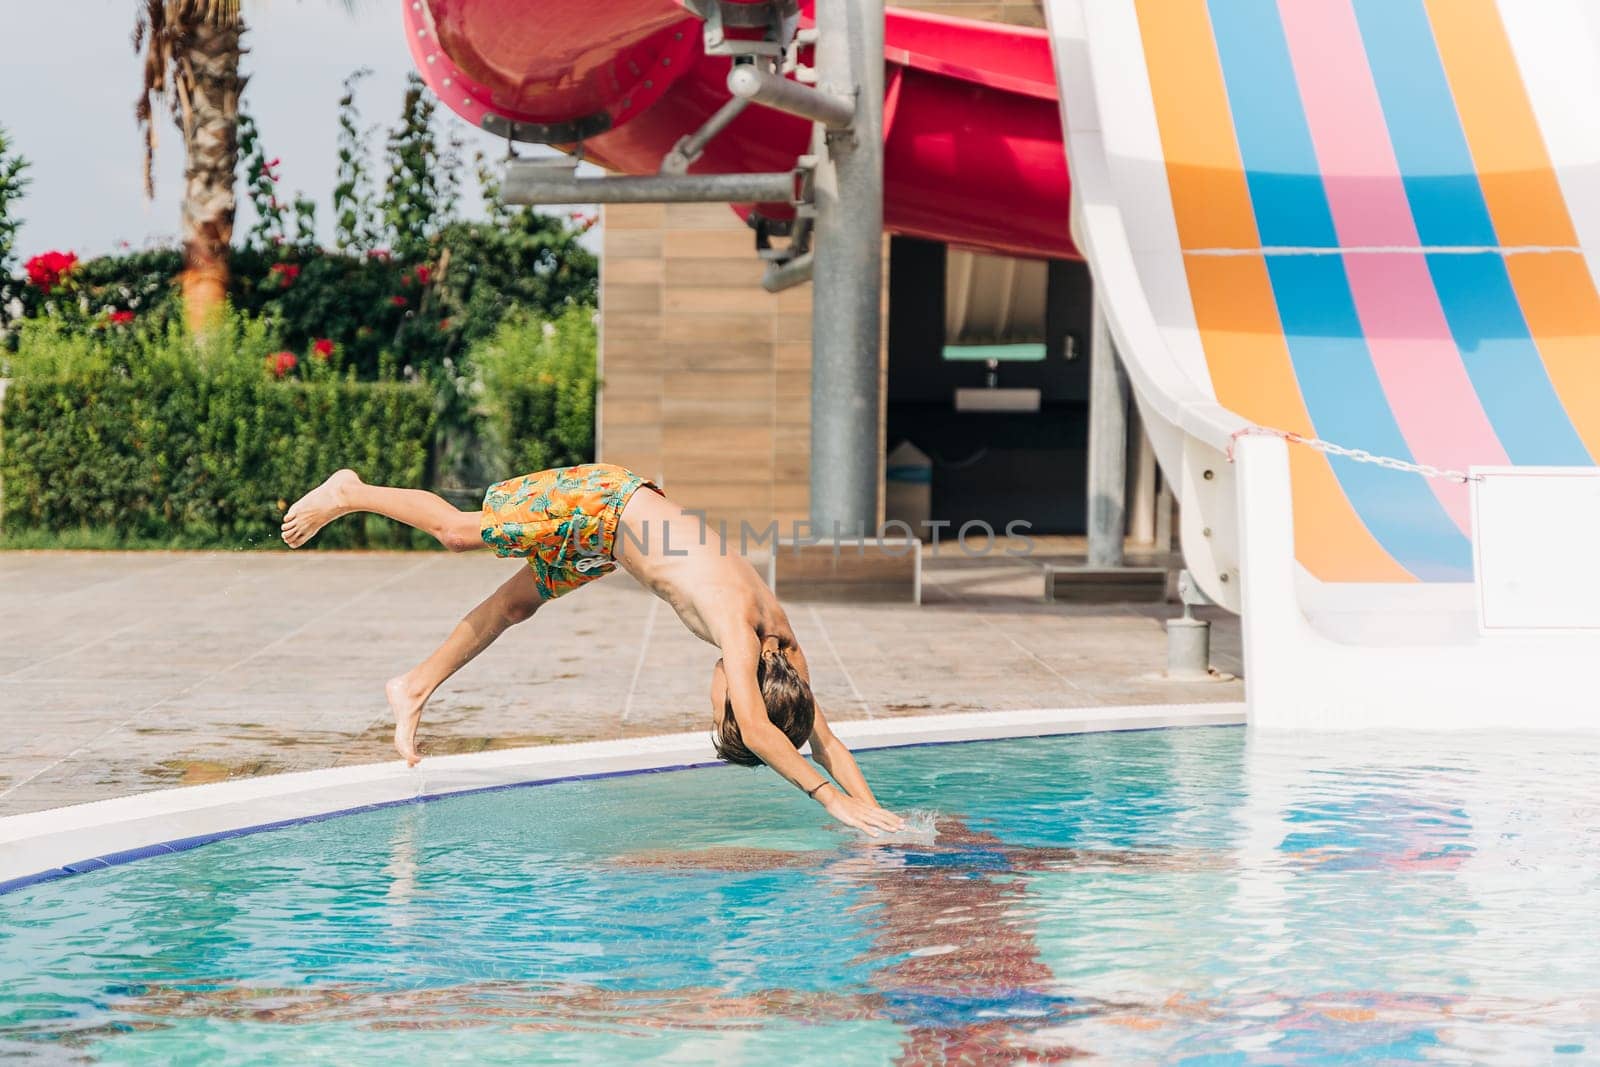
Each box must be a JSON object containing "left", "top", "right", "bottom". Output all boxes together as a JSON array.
[{"left": 4, "top": 729, "right": 1599, "bottom": 1063}]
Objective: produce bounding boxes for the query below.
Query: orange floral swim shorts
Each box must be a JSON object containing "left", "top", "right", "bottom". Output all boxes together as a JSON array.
[{"left": 480, "top": 464, "right": 658, "bottom": 601}]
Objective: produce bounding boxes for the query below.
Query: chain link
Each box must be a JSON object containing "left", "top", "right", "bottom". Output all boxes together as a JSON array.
[{"left": 1227, "top": 426, "right": 1483, "bottom": 484}]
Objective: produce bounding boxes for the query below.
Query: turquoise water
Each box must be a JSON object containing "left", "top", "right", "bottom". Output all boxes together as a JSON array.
[{"left": 3, "top": 727, "right": 1599, "bottom": 1063}]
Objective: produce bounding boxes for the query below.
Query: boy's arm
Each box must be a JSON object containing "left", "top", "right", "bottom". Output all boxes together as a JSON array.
[
  {"left": 723, "top": 635, "right": 903, "bottom": 835},
  {"left": 784, "top": 645, "right": 894, "bottom": 816},
  {"left": 806, "top": 707, "right": 880, "bottom": 807}
]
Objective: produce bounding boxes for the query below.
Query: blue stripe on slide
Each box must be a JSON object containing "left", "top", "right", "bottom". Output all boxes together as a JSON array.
[
  {"left": 1349, "top": 0, "right": 1495, "bottom": 247},
  {"left": 1203, "top": 0, "right": 1336, "bottom": 249},
  {"left": 1265, "top": 256, "right": 1473, "bottom": 580},
  {"left": 1429, "top": 252, "right": 1590, "bottom": 464},
  {"left": 1207, "top": 0, "right": 1472, "bottom": 580},
  {"left": 1353, "top": 0, "right": 1590, "bottom": 465}
]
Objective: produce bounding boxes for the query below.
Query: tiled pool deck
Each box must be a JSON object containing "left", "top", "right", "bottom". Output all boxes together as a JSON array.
[{"left": 0, "top": 547, "right": 1240, "bottom": 816}]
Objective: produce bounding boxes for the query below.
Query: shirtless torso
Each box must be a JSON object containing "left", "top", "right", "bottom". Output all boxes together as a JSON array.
[{"left": 613, "top": 485, "right": 796, "bottom": 654}]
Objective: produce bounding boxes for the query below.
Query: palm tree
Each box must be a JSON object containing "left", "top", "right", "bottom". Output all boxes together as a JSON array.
[{"left": 135, "top": 0, "right": 246, "bottom": 330}]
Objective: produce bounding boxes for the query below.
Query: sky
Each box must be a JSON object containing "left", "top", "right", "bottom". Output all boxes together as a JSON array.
[{"left": 1, "top": 0, "right": 586, "bottom": 260}]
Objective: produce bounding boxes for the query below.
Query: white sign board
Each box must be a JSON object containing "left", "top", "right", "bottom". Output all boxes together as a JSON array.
[{"left": 1472, "top": 467, "right": 1600, "bottom": 631}]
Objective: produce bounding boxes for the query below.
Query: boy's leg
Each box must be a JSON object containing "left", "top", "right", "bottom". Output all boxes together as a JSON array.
[
  {"left": 281, "top": 469, "right": 483, "bottom": 551},
  {"left": 386, "top": 566, "right": 545, "bottom": 765}
]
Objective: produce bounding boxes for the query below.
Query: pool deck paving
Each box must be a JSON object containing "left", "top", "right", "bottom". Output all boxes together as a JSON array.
[{"left": 0, "top": 544, "right": 1240, "bottom": 816}]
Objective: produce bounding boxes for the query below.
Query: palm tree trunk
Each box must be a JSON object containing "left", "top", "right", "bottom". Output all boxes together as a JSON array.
[{"left": 177, "top": 18, "right": 245, "bottom": 331}]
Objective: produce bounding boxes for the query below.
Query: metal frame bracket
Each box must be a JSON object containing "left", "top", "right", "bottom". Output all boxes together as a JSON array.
[{"left": 687, "top": 0, "right": 800, "bottom": 57}]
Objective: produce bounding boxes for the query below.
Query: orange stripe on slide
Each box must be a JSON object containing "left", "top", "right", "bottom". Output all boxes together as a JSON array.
[
  {"left": 1133, "top": 0, "right": 1254, "bottom": 251},
  {"left": 1426, "top": 0, "right": 1600, "bottom": 460},
  {"left": 1424, "top": 0, "right": 1574, "bottom": 247},
  {"left": 1136, "top": 0, "right": 1411, "bottom": 581},
  {"left": 1506, "top": 252, "right": 1600, "bottom": 460},
  {"left": 1187, "top": 257, "right": 1414, "bottom": 582}
]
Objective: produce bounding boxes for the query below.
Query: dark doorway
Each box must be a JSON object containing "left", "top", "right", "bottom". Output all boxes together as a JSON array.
[{"left": 885, "top": 237, "right": 1094, "bottom": 535}]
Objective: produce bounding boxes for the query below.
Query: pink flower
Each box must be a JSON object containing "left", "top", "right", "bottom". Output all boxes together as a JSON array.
[
  {"left": 268, "top": 351, "right": 298, "bottom": 378},
  {"left": 312, "top": 338, "right": 335, "bottom": 360},
  {"left": 415, "top": 265, "right": 433, "bottom": 285},
  {"left": 24, "top": 250, "right": 78, "bottom": 293},
  {"left": 390, "top": 295, "right": 408, "bottom": 308},
  {"left": 107, "top": 310, "right": 136, "bottom": 326}
]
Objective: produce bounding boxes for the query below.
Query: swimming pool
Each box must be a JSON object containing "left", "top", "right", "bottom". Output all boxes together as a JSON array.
[{"left": 3, "top": 726, "right": 1597, "bottom": 1063}]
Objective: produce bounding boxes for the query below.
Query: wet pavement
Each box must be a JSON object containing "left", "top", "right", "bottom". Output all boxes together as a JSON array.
[{"left": 0, "top": 546, "right": 1240, "bottom": 815}]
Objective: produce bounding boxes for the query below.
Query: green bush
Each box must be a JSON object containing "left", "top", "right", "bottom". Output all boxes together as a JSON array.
[
  {"left": 225, "top": 211, "right": 596, "bottom": 381},
  {"left": 0, "top": 317, "right": 438, "bottom": 549},
  {"left": 473, "top": 305, "right": 597, "bottom": 476}
]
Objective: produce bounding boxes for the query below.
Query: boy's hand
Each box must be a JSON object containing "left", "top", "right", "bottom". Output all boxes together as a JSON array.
[{"left": 818, "top": 786, "right": 906, "bottom": 837}]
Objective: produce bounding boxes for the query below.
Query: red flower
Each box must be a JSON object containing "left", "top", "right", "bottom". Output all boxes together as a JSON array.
[
  {"left": 268, "top": 262, "right": 300, "bottom": 288},
  {"left": 401, "top": 272, "right": 412, "bottom": 286},
  {"left": 24, "top": 250, "right": 79, "bottom": 293},
  {"left": 415, "top": 265, "right": 432, "bottom": 285},
  {"left": 438, "top": 318, "right": 452, "bottom": 332},
  {"left": 268, "top": 351, "right": 298, "bottom": 378},
  {"left": 107, "top": 310, "right": 136, "bottom": 326},
  {"left": 312, "top": 338, "right": 335, "bottom": 360},
  {"left": 390, "top": 295, "right": 408, "bottom": 308}
]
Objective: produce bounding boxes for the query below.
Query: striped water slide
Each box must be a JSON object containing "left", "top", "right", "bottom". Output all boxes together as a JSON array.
[{"left": 1082, "top": 0, "right": 1600, "bottom": 583}]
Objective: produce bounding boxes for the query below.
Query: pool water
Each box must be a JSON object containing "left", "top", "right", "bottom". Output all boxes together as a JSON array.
[{"left": 3, "top": 727, "right": 1599, "bottom": 1063}]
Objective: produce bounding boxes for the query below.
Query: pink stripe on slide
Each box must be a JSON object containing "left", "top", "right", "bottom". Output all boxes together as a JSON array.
[{"left": 1278, "top": 0, "right": 1507, "bottom": 532}]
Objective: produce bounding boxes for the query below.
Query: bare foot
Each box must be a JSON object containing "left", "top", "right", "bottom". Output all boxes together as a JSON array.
[
  {"left": 281, "top": 469, "right": 360, "bottom": 548},
  {"left": 386, "top": 675, "right": 429, "bottom": 767}
]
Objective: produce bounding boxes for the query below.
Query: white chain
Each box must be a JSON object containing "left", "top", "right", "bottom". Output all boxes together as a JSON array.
[{"left": 1227, "top": 426, "right": 1483, "bottom": 484}]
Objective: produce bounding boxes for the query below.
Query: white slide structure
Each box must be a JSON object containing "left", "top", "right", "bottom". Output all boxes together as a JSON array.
[{"left": 1046, "top": 0, "right": 1600, "bottom": 728}]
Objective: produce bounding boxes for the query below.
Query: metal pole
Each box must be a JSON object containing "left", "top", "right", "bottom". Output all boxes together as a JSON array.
[
  {"left": 660, "top": 96, "right": 752, "bottom": 174},
  {"left": 728, "top": 64, "right": 856, "bottom": 129},
  {"left": 1155, "top": 477, "right": 1175, "bottom": 552},
  {"left": 1166, "top": 570, "right": 1212, "bottom": 679},
  {"left": 1129, "top": 406, "right": 1157, "bottom": 546},
  {"left": 762, "top": 251, "right": 814, "bottom": 293},
  {"left": 503, "top": 168, "right": 796, "bottom": 205},
  {"left": 809, "top": 0, "right": 884, "bottom": 538},
  {"left": 1086, "top": 299, "right": 1128, "bottom": 567}
]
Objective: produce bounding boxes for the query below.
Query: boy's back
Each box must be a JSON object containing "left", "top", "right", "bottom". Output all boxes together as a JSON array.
[{"left": 613, "top": 487, "right": 796, "bottom": 653}]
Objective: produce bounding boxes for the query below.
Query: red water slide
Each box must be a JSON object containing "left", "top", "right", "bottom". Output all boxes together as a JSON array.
[{"left": 404, "top": 0, "right": 1074, "bottom": 260}]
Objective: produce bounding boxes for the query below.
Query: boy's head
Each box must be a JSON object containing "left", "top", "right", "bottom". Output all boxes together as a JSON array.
[{"left": 711, "top": 648, "right": 816, "bottom": 766}]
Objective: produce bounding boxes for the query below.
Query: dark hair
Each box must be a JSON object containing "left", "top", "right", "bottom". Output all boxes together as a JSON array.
[{"left": 713, "top": 648, "right": 816, "bottom": 767}]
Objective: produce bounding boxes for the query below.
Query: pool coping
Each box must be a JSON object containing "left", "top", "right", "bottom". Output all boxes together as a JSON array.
[{"left": 0, "top": 702, "right": 1245, "bottom": 895}]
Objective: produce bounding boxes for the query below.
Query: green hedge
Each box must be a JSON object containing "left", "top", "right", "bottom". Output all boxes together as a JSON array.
[
  {"left": 0, "top": 318, "right": 438, "bottom": 549},
  {"left": 0, "top": 305, "right": 601, "bottom": 549},
  {"left": 473, "top": 305, "right": 597, "bottom": 476}
]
